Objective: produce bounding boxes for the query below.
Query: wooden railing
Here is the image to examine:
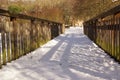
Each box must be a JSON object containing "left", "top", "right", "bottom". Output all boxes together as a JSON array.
[
  {"left": 84, "top": 5, "right": 120, "bottom": 62},
  {"left": 0, "top": 9, "right": 64, "bottom": 68}
]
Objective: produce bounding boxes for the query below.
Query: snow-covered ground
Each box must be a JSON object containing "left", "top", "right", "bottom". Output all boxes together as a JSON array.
[{"left": 0, "top": 27, "right": 120, "bottom": 80}]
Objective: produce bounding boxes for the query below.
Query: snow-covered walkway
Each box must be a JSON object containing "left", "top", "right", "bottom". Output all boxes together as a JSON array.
[{"left": 0, "top": 27, "right": 120, "bottom": 80}]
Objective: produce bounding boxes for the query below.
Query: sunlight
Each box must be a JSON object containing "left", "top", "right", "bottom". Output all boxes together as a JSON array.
[
  {"left": 50, "top": 42, "right": 68, "bottom": 61},
  {"left": 69, "top": 68, "right": 105, "bottom": 80},
  {"left": 112, "top": 0, "right": 118, "bottom": 2}
]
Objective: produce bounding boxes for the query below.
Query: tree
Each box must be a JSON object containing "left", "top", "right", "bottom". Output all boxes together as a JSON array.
[
  {"left": 72, "top": 0, "right": 120, "bottom": 21},
  {"left": 1, "top": 0, "right": 120, "bottom": 22}
]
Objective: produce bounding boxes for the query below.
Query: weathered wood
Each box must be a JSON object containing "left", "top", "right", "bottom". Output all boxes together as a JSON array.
[
  {"left": 0, "top": 8, "right": 64, "bottom": 68},
  {"left": 84, "top": 5, "right": 120, "bottom": 62}
]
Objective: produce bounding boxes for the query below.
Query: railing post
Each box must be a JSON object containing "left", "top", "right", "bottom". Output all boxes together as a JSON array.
[
  {"left": 10, "top": 17, "right": 18, "bottom": 60},
  {"left": 62, "top": 24, "right": 65, "bottom": 34},
  {"left": 0, "top": 30, "right": 2, "bottom": 68},
  {"left": 118, "top": 18, "right": 120, "bottom": 61},
  {"left": 30, "top": 19, "right": 36, "bottom": 51},
  {"left": 116, "top": 18, "right": 120, "bottom": 60}
]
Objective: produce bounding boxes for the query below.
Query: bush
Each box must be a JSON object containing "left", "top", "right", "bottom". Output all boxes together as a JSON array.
[{"left": 8, "top": 5, "right": 23, "bottom": 14}]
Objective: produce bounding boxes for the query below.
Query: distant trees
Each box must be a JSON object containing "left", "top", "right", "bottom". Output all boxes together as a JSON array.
[
  {"left": 0, "top": 0, "right": 120, "bottom": 23},
  {"left": 72, "top": 0, "right": 120, "bottom": 21}
]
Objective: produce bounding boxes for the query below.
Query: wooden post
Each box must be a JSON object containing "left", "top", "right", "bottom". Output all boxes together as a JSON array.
[
  {"left": 30, "top": 19, "right": 37, "bottom": 51},
  {"left": 118, "top": 18, "right": 120, "bottom": 61},
  {"left": 2, "top": 24, "right": 6, "bottom": 65},
  {"left": 116, "top": 18, "right": 119, "bottom": 60},
  {"left": 10, "top": 17, "right": 18, "bottom": 60},
  {"left": 0, "top": 33, "right": 2, "bottom": 68}
]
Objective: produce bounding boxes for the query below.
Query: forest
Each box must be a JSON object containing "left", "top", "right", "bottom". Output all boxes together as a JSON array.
[{"left": 0, "top": 0, "right": 120, "bottom": 25}]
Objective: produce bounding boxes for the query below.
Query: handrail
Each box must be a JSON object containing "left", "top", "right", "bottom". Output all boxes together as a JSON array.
[{"left": 0, "top": 8, "right": 61, "bottom": 24}]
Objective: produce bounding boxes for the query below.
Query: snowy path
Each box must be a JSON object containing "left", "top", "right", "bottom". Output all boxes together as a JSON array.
[{"left": 0, "top": 27, "right": 120, "bottom": 80}]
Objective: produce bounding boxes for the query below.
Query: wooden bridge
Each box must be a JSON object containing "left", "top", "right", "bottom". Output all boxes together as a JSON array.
[
  {"left": 0, "top": 5, "right": 120, "bottom": 80},
  {"left": 0, "top": 3, "right": 120, "bottom": 69}
]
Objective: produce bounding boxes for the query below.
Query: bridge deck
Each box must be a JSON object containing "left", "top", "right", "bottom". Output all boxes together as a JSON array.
[{"left": 0, "top": 27, "right": 120, "bottom": 80}]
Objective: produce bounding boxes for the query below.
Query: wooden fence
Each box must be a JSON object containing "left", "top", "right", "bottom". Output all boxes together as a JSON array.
[
  {"left": 84, "top": 5, "right": 120, "bottom": 62},
  {"left": 0, "top": 9, "right": 64, "bottom": 68}
]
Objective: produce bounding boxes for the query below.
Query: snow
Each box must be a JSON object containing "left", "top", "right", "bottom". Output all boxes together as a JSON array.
[{"left": 0, "top": 27, "right": 120, "bottom": 80}]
